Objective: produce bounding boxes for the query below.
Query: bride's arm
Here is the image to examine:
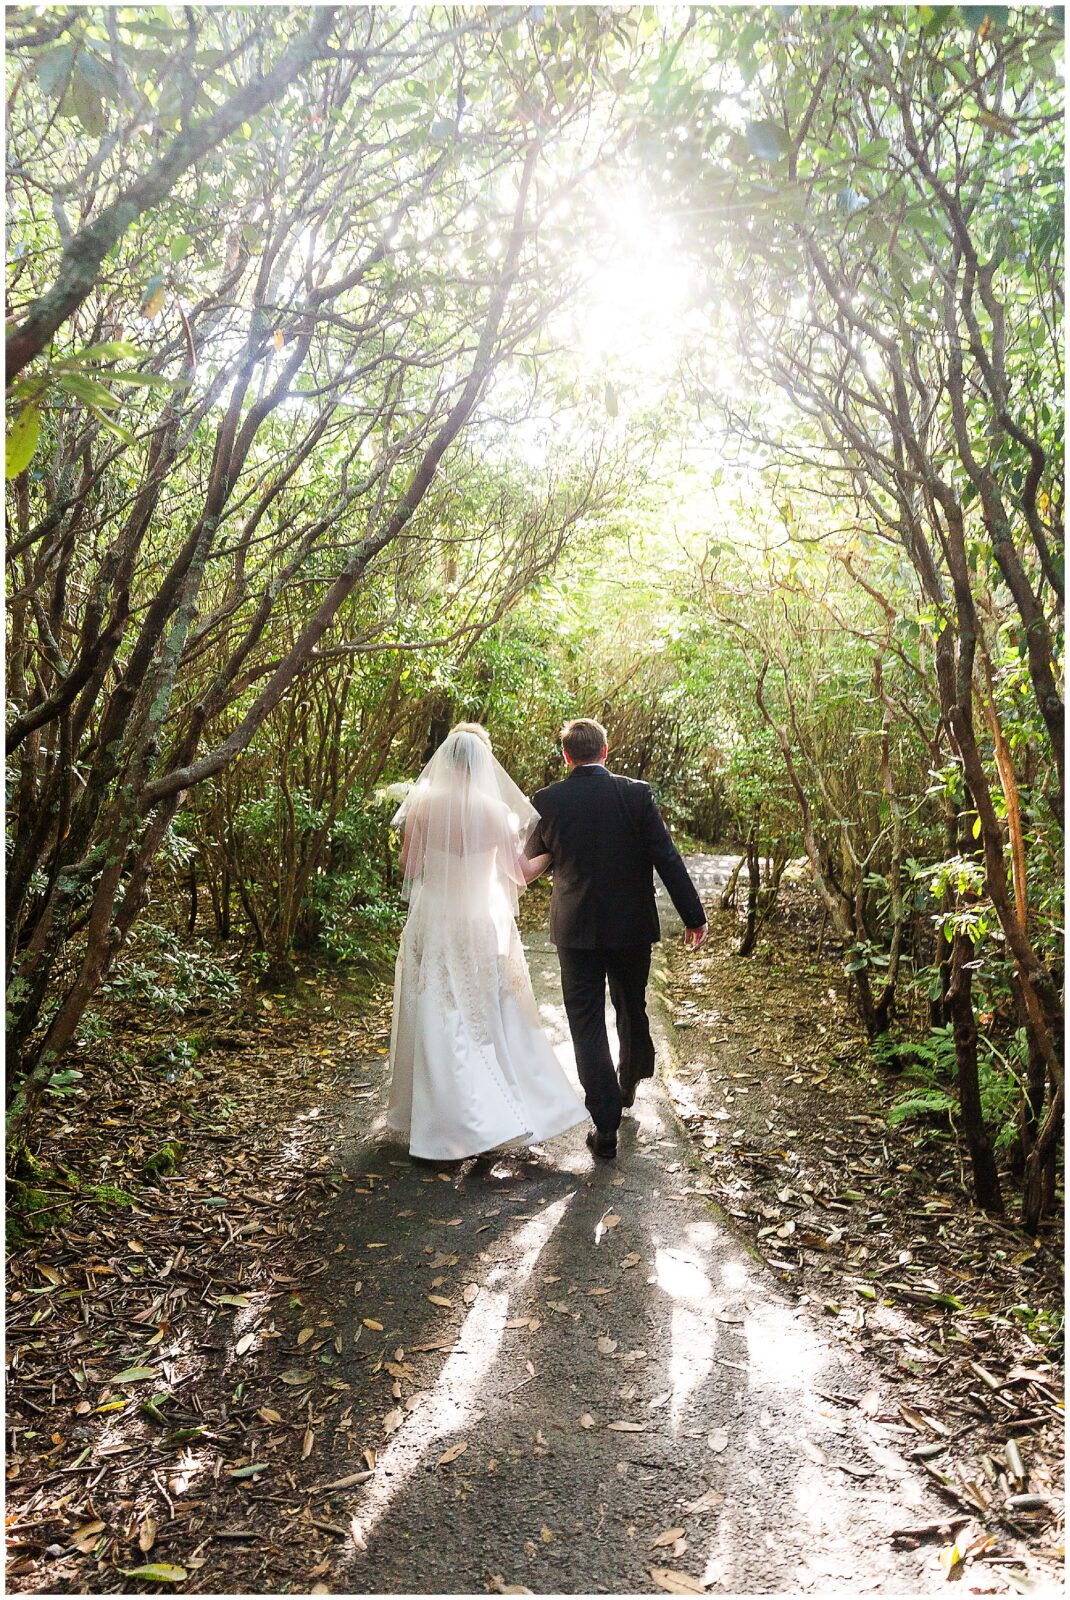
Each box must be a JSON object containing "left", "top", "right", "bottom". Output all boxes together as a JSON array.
[
  {"left": 399, "top": 817, "right": 424, "bottom": 876},
  {"left": 519, "top": 850, "right": 551, "bottom": 884}
]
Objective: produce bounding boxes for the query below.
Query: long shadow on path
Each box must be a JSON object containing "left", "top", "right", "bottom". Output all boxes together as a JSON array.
[{"left": 300, "top": 879, "right": 950, "bottom": 1595}]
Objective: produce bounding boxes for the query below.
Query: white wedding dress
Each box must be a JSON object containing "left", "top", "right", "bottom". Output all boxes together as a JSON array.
[{"left": 385, "top": 732, "right": 585, "bottom": 1160}]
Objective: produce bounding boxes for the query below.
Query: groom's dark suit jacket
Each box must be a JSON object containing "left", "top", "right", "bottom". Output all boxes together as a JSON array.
[{"left": 528, "top": 764, "right": 705, "bottom": 948}]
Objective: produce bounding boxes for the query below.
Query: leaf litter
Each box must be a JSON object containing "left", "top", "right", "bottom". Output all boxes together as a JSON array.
[{"left": 661, "top": 881, "right": 1063, "bottom": 1586}]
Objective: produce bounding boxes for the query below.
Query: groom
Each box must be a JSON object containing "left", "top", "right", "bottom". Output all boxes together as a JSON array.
[{"left": 526, "top": 718, "right": 707, "bottom": 1160}]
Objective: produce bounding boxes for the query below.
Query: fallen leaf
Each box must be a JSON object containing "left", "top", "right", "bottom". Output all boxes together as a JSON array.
[
  {"left": 113, "top": 1367, "right": 157, "bottom": 1384},
  {"left": 463, "top": 1283, "right": 478, "bottom": 1304},
  {"left": 603, "top": 1213, "right": 621, "bottom": 1229},
  {"left": 488, "top": 1578, "right": 533, "bottom": 1596},
  {"left": 800, "top": 1438, "right": 828, "bottom": 1465},
  {"left": 235, "top": 1332, "right": 258, "bottom": 1357},
  {"left": 362, "top": 1318, "right": 384, "bottom": 1331},
  {"left": 318, "top": 1470, "right": 374, "bottom": 1491},
  {"left": 297, "top": 1327, "right": 315, "bottom": 1346},
  {"left": 597, "top": 1336, "right": 618, "bottom": 1355},
  {"left": 427, "top": 1294, "right": 453, "bottom": 1309},
  {"left": 539, "top": 1524, "right": 554, "bottom": 1543},
  {"left": 651, "top": 1527, "right": 686, "bottom": 1548},
  {"left": 137, "top": 1517, "right": 157, "bottom": 1553},
  {"left": 900, "top": 1404, "right": 945, "bottom": 1436},
  {"left": 382, "top": 1408, "right": 404, "bottom": 1435},
  {"left": 650, "top": 1567, "right": 706, "bottom": 1594},
  {"left": 607, "top": 1421, "right": 645, "bottom": 1432},
  {"left": 437, "top": 1440, "right": 468, "bottom": 1466},
  {"left": 684, "top": 1489, "right": 725, "bottom": 1513},
  {"left": 118, "top": 1566, "right": 188, "bottom": 1584},
  {"left": 938, "top": 1542, "right": 961, "bottom": 1579},
  {"left": 302, "top": 1426, "right": 315, "bottom": 1459},
  {"left": 579, "top": 1413, "right": 595, "bottom": 1429},
  {"left": 70, "top": 1521, "right": 105, "bottom": 1552},
  {"left": 708, "top": 1429, "right": 729, "bottom": 1453}
]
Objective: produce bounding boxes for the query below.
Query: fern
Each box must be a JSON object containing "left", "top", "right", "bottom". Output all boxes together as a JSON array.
[{"left": 887, "top": 1087, "right": 957, "bottom": 1127}]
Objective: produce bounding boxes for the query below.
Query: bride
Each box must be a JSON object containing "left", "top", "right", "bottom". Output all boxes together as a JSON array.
[{"left": 385, "top": 723, "right": 586, "bottom": 1160}]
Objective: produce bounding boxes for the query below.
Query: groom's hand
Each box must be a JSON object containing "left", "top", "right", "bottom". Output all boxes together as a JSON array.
[{"left": 684, "top": 923, "right": 708, "bottom": 951}]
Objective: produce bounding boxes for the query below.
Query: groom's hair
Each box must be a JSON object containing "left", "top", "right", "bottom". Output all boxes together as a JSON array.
[{"left": 560, "top": 718, "right": 607, "bottom": 763}]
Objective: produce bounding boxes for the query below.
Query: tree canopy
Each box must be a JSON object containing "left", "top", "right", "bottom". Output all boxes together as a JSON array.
[{"left": 6, "top": 5, "right": 1063, "bottom": 1231}]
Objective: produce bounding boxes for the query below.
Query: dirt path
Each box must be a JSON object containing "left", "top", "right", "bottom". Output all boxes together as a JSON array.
[
  {"left": 12, "top": 857, "right": 1047, "bottom": 1595},
  {"left": 270, "top": 858, "right": 954, "bottom": 1596}
]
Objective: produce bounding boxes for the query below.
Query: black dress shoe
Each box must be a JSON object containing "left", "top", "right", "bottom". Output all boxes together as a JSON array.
[
  {"left": 586, "top": 1128, "right": 617, "bottom": 1160},
  {"left": 619, "top": 1075, "right": 637, "bottom": 1109}
]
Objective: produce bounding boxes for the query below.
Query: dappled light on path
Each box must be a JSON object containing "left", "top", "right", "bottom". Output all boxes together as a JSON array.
[
  {"left": 334, "top": 1193, "right": 575, "bottom": 1585},
  {"left": 654, "top": 1246, "right": 719, "bottom": 1432}
]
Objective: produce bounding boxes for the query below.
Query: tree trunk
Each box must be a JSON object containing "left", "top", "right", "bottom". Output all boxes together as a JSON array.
[
  {"left": 737, "top": 812, "right": 761, "bottom": 957},
  {"left": 947, "top": 928, "right": 1003, "bottom": 1214},
  {"left": 719, "top": 855, "right": 745, "bottom": 911}
]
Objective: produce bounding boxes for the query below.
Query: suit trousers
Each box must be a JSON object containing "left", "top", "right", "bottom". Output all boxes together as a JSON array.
[{"left": 556, "top": 944, "right": 656, "bottom": 1135}]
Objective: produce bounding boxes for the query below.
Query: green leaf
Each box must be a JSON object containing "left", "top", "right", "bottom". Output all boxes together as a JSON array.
[
  {"left": 36, "top": 44, "right": 76, "bottom": 100},
  {"left": 959, "top": 5, "right": 1010, "bottom": 32},
  {"left": 56, "top": 372, "right": 120, "bottom": 409},
  {"left": 108, "top": 372, "right": 182, "bottom": 391},
  {"left": 88, "top": 408, "right": 137, "bottom": 445},
  {"left": 76, "top": 48, "right": 119, "bottom": 97},
  {"left": 605, "top": 381, "right": 618, "bottom": 418},
  {"left": 69, "top": 64, "right": 105, "bottom": 137},
  {"left": 228, "top": 1462, "right": 270, "bottom": 1478},
  {"left": 6, "top": 405, "right": 41, "bottom": 479},
  {"left": 745, "top": 119, "right": 793, "bottom": 162},
  {"left": 170, "top": 234, "right": 192, "bottom": 264},
  {"left": 55, "top": 341, "right": 140, "bottom": 366},
  {"left": 113, "top": 1366, "right": 158, "bottom": 1383},
  {"left": 165, "top": 1426, "right": 204, "bottom": 1444},
  {"left": 118, "top": 1565, "right": 188, "bottom": 1584}
]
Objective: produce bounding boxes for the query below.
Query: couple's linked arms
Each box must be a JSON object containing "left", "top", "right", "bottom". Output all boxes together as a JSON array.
[
  {"left": 521, "top": 801, "right": 707, "bottom": 949},
  {"left": 520, "top": 850, "right": 551, "bottom": 885}
]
